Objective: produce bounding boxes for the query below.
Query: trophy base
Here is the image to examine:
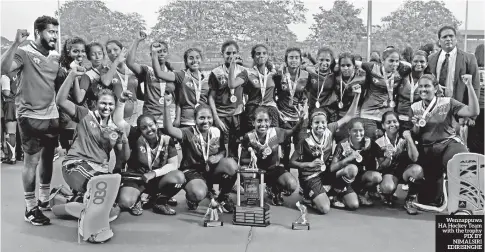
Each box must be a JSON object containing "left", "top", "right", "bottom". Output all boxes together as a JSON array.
[
  {"left": 203, "top": 220, "right": 224, "bottom": 227},
  {"left": 292, "top": 222, "right": 310, "bottom": 230},
  {"left": 232, "top": 204, "right": 270, "bottom": 227}
]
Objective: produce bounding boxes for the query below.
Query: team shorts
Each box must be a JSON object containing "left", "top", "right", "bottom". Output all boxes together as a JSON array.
[
  {"left": 62, "top": 160, "right": 106, "bottom": 194},
  {"left": 122, "top": 175, "right": 163, "bottom": 196},
  {"left": 18, "top": 117, "right": 59, "bottom": 155}
]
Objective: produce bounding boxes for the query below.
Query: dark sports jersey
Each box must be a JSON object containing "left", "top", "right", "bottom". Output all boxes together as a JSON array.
[
  {"left": 333, "top": 137, "right": 383, "bottom": 172},
  {"left": 56, "top": 67, "right": 90, "bottom": 107},
  {"left": 275, "top": 68, "right": 308, "bottom": 122},
  {"left": 306, "top": 71, "right": 337, "bottom": 113},
  {"left": 396, "top": 74, "right": 421, "bottom": 120},
  {"left": 65, "top": 107, "right": 123, "bottom": 173},
  {"left": 136, "top": 65, "right": 176, "bottom": 125},
  {"left": 127, "top": 132, "right": 177, "bottom": 174},
  {"left": 13, "top": 42, "right": 59, "bottom": 119},
  {"left": 410, "top": 97, "right": 465, "bottom": 145},
  {"left": 81, "top": 67, "right": 113, "bottom": 111},
  {"left": 375, "top": 134, "right": 408, "bottom": 170},
  {"left": 174, "top": 70, "right": 210, "bottom": 126},
  {"left": 360, "top": 62, "right": 411, "bottom": 121},
  {"left": 237, "top": 67, "right": 277, "bottom": 107},
  {"left": 294, "top": 122, "right": 338, "bottom": 180},
  {"left": 100, "top": 66, "right": 139, "bottom": 119},
  {"left": 1, "top": 71, "right": 20, "bottom": 102},
  {"left": 334, "top": 73, "right": 365, "bottom": 118},
  {"left": 241, "top": 127, "right": 287, "bottom": 171},
  {"left": 179, "top": 126, "right": 224, "bottom": 171},
  {"left": 209, "top": 64, "right": 245, "bottom": 117}
]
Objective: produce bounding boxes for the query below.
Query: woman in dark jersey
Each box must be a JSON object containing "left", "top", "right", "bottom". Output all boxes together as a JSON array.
[
  {"left": 80, "top": 42, "right": 110, "bottom": 111},
  {"left": 100, "top": 40, "right": 140, "bottom": 126},
  {"left": 240, "top": 107, "right": 304, "bottom": 206},
  {"left": 396, "top": 50, "right": 430, "bottom": 131},
  {"left": 359, "top": 48, "right": 412, "bottom": 139},
  {"left": 115, "top": 91, "right": 184, "bottom": 216},
  {"left": 153, "top": 48, "right": 209, "bottom": 128},
  {"left": 228, "top": 44, "right": 278, "bottom": 134},
  {"left": 163, "top": 95, "right": 238, "bottom": 213},
  {"left": 289, "top": 84, "right": 361, "bottom": 214},
  {"left": 410, "top": 74, "right": 479, "bottom": 209},
  {"left": 275, "top": 47, "right": 309, "bottom": 169}
]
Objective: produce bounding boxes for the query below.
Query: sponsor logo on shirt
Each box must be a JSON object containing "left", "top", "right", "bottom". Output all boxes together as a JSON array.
[
  {"left": 140, "top": 146, "right": 146, "bottom": 153},
  {"left": 33, "top": 57, "right": 41, "bottom": 65}
]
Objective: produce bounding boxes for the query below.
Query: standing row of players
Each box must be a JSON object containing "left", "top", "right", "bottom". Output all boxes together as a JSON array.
[{"left": 0, "top": 16, "right": 482, "bottom": 227}]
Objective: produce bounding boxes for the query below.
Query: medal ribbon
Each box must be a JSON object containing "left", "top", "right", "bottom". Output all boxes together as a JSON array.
[
  {"left": 285, "top": 67, "right": 300, "bottom": 101},
  {"left": 222, "top": 64, "right": 235, "bottom": 96},
  {"left": 311, "top": 129, "right": 328, "bottom": 161},
  {"left": 194, "top": 127, "right": 212, "bottom": 163},
  {"left": 189, "top": 71, "right": 202, "bottom": 105},
  {"left": 116, "top": 65, "right": 129, "bottom": 91},
  {"left": 254, "top": 66, "right": 268, "bottom": 103},
  {"left": 254, "top": 130, "right": 270, "bottom": 153},
  {"left": 316, "top": 68, "right": 328, "bottom": 104},
  {"left": 421, "top": 96, "right": 438, "bottom": 122},
  {"left": 409, "top": 74, "right": 419, "bottom": 103},
  {"left": 159, "top": 64, "right": 167, "bottom": 99},
  {"left": 145, "top": 137, "right": 164, "bottom": 170},
  {"left": 382, "top": 66, "right": 394, "bottom": 105}
]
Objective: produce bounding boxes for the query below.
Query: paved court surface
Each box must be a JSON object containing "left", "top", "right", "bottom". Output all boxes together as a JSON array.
[{"left": 1, "top": 155, "right": 437, "bottom": 252}]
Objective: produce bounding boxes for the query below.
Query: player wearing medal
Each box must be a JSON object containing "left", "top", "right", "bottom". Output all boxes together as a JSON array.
[
  {"left": 275, "top": 47, "right": 309, "bottom": 169},
  {"left": 162, "top": 94, "right": 237, "bottom": 212},
  {"left": 333, "top": 52, "right": 366, "bottom": 143},
  {"left": 289, "top": 84, "right": 362, "bottom": 214},
  {"left": 359, "top": 48, "right": 412, "bottom": 139},
  {"left": 331, "top": 118, "right": 386, "bottom": 207},
  {"left": 396, "top": 50, "right": 430, "bottom": 132},
  {"left": 100, "top": 40, "right": 140, "bottom": 125},
  {"left": 126, "top": 31, "right": 176, "bottom": 129},
  {"left": 376, "top": 111, "right": 422, "bottom": 214},
  {"left": 228, "top": 44, "right": 278, "bottom": 134},
  {"left": 1, "top": 17, "right": 61, "bottom": 225},
  {"left": 56, "top": 37, "right": 88, "bottom": 152},
  {"left": 81, "top": 42, "right": 111, "bottom": 111},
  {"left": 301, "top": 47, "right": 338, "bottom": 123},
  {"left": 409, "top": 74, "right": 479, "bottom": 208},
  {"left": 240, "top": 107, "right": 305, "bottom": 206},
  {"left": 208, "top": 40, "right": 245, "bottom": 159},
  {"left": 115, "top": 91, "right": 184, "bottom": 216},
  {"left": 52, "top": 64, "right": 129, "bottom": 221},
  {"left": 153, "top": 48, "right": 209, "bottom": 127}
]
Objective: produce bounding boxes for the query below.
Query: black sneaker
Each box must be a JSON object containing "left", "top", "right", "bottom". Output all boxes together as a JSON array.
[
  {"left": 37, "top": 200, "right": 51, "bottom": 211},
  {"left": 404, "top": 195, "right": 418, "bottom": 215},
  {"left": 24, "top": 206, "right": 50, "bottom": 226},
  {"left": 271, "top": 192, "right": 284, "bottom": 206},
  {"left": 187, "top": 200, "right": 199, "bottom": 211},
  {"left": 217, "top": 194, "right": 235, "bottom": 213},
  {"left": 383, "top": 195, "right": 395, "bottom": 207}
]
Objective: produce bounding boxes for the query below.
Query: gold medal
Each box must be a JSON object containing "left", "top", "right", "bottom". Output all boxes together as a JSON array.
[
  {"left": 389, "top": 100, "right": 396, "bottom": 108},
  {"left": 355, "top": 154, "right": 363, "bottom": 163},
  {"left": 159, "top": 97, "right": 165, "bottom": 105},
  {"left": 418, "top": 118, "right": 426, "bottom": 127},
  {"left": 230, "top": 95, "right": 237, "bottom": 103},
  {"left": 315, "top": 101, "right": 320, "bottom": 108},
  {"left": 263, "top": 147, "right": 272, "bottom": 156},
  {"left": 109, "top": 132, "right": 119, "bottom": 141},
  {"left": 338, "top": 101, "right": 344, "bottom": 109},
  {"left": 320, "top": 164, "right": 326, "bottom": 172}
]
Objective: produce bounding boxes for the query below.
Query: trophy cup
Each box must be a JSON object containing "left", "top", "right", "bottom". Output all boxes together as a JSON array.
[
  {"left": 233, "top": 148, "right": 271, "bottom": 227},
  {"left": 203, "top": 198, "right": 224, "bottom": 227},
  {"left": 292, "top": 201, "right": 310, "bottom": 230}
]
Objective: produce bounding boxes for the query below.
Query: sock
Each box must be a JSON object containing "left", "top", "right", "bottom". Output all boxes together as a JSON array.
[
  {"left": 160, "top": 183, "right": 184, "bottom": 200},
  {"left": 333, "top": 175, "right": 354, "bottom": 194},
  {"left": 6, "top": 134, "right": 15, "bottom": 160},
  {"left": 407, "top": 177, "right": 423, "bottom": 198},
  {"left": 39, "top": 184, "right": 50, "bottom": 203},
  {"left": 24, "top": 192, "right": 37, "bottom": 211}
]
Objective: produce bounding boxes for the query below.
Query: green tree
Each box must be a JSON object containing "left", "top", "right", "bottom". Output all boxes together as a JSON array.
[
  {"left": 57, "top": 0, "right": 146, "bottom": 45},
  {"left": 373, "top": 0, "right": 461, "bottom": 51},
  {"left": 307, "top": 0, "right": 365, "bottom": 55},
  {"left": 151, "top": 0, "right": 307, "bottom": 62}
]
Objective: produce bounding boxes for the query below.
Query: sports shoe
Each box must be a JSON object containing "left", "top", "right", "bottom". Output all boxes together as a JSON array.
[
  {"left": 53, "top": 148, "right": 60, "bottom": 162},
  {"left": 404, "top": 195, "right": 418, "bottom": 215},
  {"left": 167, "top": 197, "right": 178, "bottom": 207},
  {"left": 38, "top": 200, "right": 51, "bottom": 211},
  {"left": 358, "top": 192, "right": 374, "bottom": 206},
  {"left": 217, "top": 194, "right": 235, "bottom": 213},
  {"left": 109, "top": 204, "right": 121, "bottom": 221},
  {"left": 24, "top": 206, "right": 50, "bottom": 226},
  {"left": 187, "top": 199, "right": 199, "bottom": 211},
  {"left": 368, "top": 191, "right": 381, "bottom": 201},
  {"left": 270, "top": 192, "right": 284, "bottom": 206},
  {"left": 331, "top": 196, "right": 345, "bottom": 208},
  {"left": 129, "top": 200, "right": 143, "bottom": 216},
  {"left": 153, "top": 203, "right": 176, "bottom": 215},
  {"left": 383, "top": 195, "right": 395, "bottom": 207}
]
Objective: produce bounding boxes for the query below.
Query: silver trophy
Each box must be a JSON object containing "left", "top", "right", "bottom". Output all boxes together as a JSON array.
[
  {"left": 203, "top": 198, "right": 224, "bottom": 227},
  {"left": 292, "top": 201, "right": 310, "bottom": 230}
]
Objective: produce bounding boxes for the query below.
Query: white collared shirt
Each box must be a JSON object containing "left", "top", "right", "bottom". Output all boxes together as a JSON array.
[{"left": 436, "top": 47, "right": 457, "bottom": 97}]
